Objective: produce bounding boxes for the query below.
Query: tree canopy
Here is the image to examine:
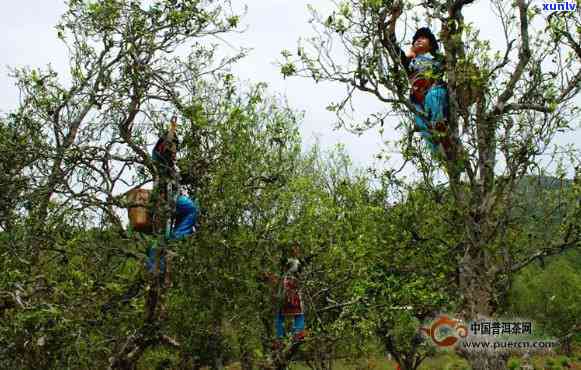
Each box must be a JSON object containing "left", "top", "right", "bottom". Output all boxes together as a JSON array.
[{"left": 0, "top": 1, "right": 579, "bottom": 370}]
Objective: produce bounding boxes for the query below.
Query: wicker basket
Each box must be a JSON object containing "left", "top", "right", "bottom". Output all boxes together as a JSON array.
[{"left": 127, "top": 189, "right": 152, "bottom": 233}]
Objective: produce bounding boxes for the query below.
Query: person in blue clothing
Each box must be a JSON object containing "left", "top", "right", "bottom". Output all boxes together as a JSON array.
[
  {"left": 146, "top": 116, "right": 199, "bottom": 280},
  {"left": 383, "top": 13, "right": 455, "bottom": 160},
  {"left": 403, "top": 28, "right": 454, "bottom": 160},
  {"left": 145, "top": 194, "right": 199, "bottom": 276},
  {"left": 170, "top": 194, "right": 199, "bottom": 239}
]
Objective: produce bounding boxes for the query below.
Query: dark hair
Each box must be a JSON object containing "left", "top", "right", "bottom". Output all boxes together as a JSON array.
[{"left": 412, "top": 27, "right": 439, "bottom": 54}]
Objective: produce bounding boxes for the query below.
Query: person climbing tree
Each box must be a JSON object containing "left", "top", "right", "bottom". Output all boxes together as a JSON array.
[
  {"left": 145, "top": 194, "right": 199, "bottom": 282},
  {"left": 147, "top": 115, "right": 200, "bottom": 285},
  {"left": 264, "top": 243, "right": 306, "bottom": 350},
  {"left": 114, "top": 116, "right": 199, "bottom": 317},
  {"left": 381, "top": 6, "right": 456, "bottom": 161},
  {"left": 152, "top": 115, "right": 180, "bottom": 222}
]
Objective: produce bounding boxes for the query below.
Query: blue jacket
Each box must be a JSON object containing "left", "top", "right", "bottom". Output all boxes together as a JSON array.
[
  {"left": 170, "top": 195, "right": 199, "bottom": 240},
  {"left": 146, "top": 195, "right": 199, "bottom": 273},
  {"left": 408, "top": 53, "right": 444, "bottom": 80}
]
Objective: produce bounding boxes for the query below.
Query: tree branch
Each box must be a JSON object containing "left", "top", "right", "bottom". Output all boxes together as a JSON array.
[
  {"left": 511, "top": 239, "right": 580, "bottom": 273},
  {"left": 492, "top": 0, "right": 531, "bottom": 115}
]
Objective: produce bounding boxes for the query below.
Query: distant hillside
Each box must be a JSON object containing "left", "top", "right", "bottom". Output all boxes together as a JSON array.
[{"left": 513, "top": 175, "right": 579, "bottom": 266}]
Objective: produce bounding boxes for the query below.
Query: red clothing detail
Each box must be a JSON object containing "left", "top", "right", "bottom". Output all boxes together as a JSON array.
[
  {"left": 281, "top": 276, "right": 303, "bottom": 315},
  {"left": 410, "top": 78, "right": 434, "bottom": 105}
]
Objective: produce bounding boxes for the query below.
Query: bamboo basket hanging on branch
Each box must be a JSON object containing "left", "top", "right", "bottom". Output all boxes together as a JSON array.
[
  {"left": 455, "top": 60, "right": 485, "bottom": 113},
  {"left": 127, "top": 188, "right": 153, "bottom": 234}
]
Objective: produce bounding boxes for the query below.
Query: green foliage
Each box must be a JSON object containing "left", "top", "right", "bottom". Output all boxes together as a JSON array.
[
  {"left": 281, "top": 62, "right": 297, "bottom": 78},
  {"left": 507, "top": 358, "right": 520, "bottom": 370},
  {"left": 506, "top": 177, "right": 580, "bottom": 346},
  {"left": 284, "top": 7, "right": 580, "bottom": 370},
  {"left": 2, "top": 0, "right": 580, "bottom": 369},
  {"left": 509, "top": 255, "right": 581, "bottom": 339},
  {"left": 559, "top": 357, "right": 571, "bottom": 367}
]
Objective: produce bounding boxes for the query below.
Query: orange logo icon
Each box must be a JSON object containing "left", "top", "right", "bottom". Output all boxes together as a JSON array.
[{"left": 421, "top": 315, "right": 468, "bottom": 347}]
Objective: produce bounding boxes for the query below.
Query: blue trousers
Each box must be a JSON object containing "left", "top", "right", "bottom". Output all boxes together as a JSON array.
[
  {"left": 275, "top": 311, "right": 305, "bottom": 338},
  {"left": 145, "top": 246, "right": 165, "bottom": 275},
  {"left": 413, "top": 85, "right": 448, "bottom": 153}
]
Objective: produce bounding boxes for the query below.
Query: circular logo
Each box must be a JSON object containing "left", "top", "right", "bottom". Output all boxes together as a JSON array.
[{"left": 421, "top": 315, "right": 468, "bottom": 347}]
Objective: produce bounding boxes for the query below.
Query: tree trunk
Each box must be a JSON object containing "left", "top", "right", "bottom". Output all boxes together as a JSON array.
[
  {"left": 458, "top": 241, "right": 509, "bottom": 370},
  {"left": 398, "top": 355, "right": 421, "bottom": 370},
  {"left": 381, "top": 333, "right": 424, "bottom": 370},
  {"left": 272, "top": 341, "right": 302, "bottom": 370},
  {"left": 239, "top": 332, "right": 254, "bottom": 370},
  {"left": 459, "top": 249, "right": 496, "bottom": 317},
  {"left": 209, "top": 319, "right": 225, "bottom": 370},
  {"left": 559, "top": 336, "right": 572, "bottom": 357}
]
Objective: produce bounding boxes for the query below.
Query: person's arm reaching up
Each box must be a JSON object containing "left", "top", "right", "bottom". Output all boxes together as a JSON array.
[{"left": 379, "top": 1, "right": 411, "bottom": 73}]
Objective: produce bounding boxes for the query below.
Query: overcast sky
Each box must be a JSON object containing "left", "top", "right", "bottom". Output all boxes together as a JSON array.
[{"left": 1, "top": 1, "right": 578, "bottom": 173}]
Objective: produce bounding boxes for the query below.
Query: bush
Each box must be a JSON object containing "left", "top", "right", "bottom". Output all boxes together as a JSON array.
[
  {"left": 559, "top": 357, "right": 570, "bottom": 367},
  {"left": 507, "top": 358, "right": 520, "bottom": 370}
]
